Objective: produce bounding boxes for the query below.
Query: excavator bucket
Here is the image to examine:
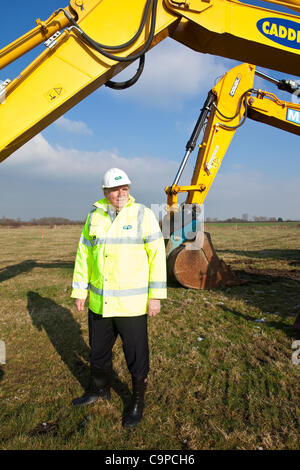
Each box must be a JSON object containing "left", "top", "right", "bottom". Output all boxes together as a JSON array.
[{"left": 166, "top": 231, "right": 239, "bottom": 289}]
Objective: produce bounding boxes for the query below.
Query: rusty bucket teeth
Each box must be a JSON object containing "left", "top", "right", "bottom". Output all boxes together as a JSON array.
[{"left": 167, "top": 232, "right": 240, "bottom": 289}]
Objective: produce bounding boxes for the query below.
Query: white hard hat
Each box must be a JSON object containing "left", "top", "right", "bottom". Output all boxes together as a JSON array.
[{"left": 102, "top": 168, "right": 131, "bottom": 189}]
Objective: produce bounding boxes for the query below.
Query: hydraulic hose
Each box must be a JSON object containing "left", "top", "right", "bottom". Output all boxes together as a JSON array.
[
  {"left": 56, "top": 0, "right": 158, "bottom": 62},
  {"left": 55, "top": 1, "right": 158, "bottom": 89},
  {"left": 105, "top": 55, "right": 145, "bottom": 90},
  {"left": 214, "top": 89, "right": 256, "bottom": 130}
]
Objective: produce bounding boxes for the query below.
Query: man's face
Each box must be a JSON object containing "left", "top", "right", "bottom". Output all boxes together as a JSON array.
[{"left": 104, "top": 185, "right": 130, "bottom": 210}]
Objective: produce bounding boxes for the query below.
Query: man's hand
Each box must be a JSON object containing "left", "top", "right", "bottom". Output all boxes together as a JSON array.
[
  {"left": 75, "top": 298, "right": 85, "bottom": 312},
  {"left": 148, "top": 299, "right": 160, "bottom": 317}
]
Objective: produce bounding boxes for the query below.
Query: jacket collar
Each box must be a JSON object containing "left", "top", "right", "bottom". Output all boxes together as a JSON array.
[{"left": 93, "top": 195, "right": 135, "bottom": 212}]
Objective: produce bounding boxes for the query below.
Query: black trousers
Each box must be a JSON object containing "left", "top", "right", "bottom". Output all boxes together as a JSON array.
[{"left": 88, "top": 310, "right": 149, "bottom": 379}]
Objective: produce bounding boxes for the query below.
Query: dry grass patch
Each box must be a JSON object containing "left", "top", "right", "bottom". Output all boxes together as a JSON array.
[{"left": 0, "top": 223, "right": 299, "bottom": 449}]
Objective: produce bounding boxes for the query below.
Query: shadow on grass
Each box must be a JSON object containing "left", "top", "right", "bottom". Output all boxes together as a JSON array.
[
  {"left": 0, "top": 366, "right": 4, "bottom": 382},
  {"left": 233, "top": 267, "right": 300, "bottom": 284},
  {"left": 167, "top": 262, "right": 300, "bottom": 333},
  {"left": 220, "top": 305, "right": 300, "bottom": 339},
  {"left": 221, "top": 268, "right": 300, "bottom": 335},
  {"left": 0, "top": 260, "right": 74, "bottom": 284},
  {"left": 218, "top": 248, "right": 300, "bottom": 266},
  {"left": 27, "top": 291, "right": 89, "bottom": 389},
  {"left": 26, "top": 291, "right": 131, "bottom": 408}
]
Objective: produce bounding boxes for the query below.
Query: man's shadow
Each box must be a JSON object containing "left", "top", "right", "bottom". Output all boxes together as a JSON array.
[{"left": 26, "top": 292, "right": 130, "bottom": 407}]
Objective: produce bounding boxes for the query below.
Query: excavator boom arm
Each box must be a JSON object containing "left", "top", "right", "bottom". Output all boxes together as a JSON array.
[
  {"left": 247, "top": 92, "right": 300, "bottom": 135},
  {"left": 166, "top": 63, "right": 256, "bottom": 207},
  {"left": 166, "top": 62, "right": 300, "bottom": 209},
  {"left": 164, "top": 61, "right": 300, "bottom": 289},
  {"left": 0, "top": 5, "right": 71, "bottom": 70},
  {"left": 1, "top": 0, "right": 300, "bottom": 163},
  {"left": 0, "top": 0, "right": 179, "bottom": 163},
  {"left": 167, "top": 0, "right": 300, "bottom": 75}
]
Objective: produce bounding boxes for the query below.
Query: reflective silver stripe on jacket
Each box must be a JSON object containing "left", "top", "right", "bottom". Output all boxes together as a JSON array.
[
  {"left": 80, "top": 235, "right": 93, "bottom": 247},
  {"left": 144, "top": 232, "right": 163, "bottom": 243},
  {"left": 72, "top": 281, "right": 89, "bottom": 290},
  {"left": 149, "top": 281, "right": 167, "bottom": 289},
  {"left": 89, "top": 282, "right": 166, "bottom": 296},
  {"left": 90, "top": 284, "right": 149, "bottom": 297},
  {"left": 83, "top": 203, "right": 163, "bottom": 246},
  {"left": 93, "top": 237, "right": 144, "bottom": 245},
  {"left": 88, "top": 206, "right": 97, "bottom": 232},
  {"left": 137, "top": 204, "right": 145, "bottom": 237},
  {"left": 81, "top": 235, "right": 160, "bottom": 246}
]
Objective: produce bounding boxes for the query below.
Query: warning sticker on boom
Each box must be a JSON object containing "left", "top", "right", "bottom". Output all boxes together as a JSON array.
[{"left": 45, "top": 85, "right": 64, "bottom": 103}]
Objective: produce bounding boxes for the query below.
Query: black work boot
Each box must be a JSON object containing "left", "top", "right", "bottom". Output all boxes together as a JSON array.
[
  {"left": 72, "top": 367, "right": 112, "bottom": 407},
  {"left": 122, "top": 377, "right": 147, "bottom": 429}
]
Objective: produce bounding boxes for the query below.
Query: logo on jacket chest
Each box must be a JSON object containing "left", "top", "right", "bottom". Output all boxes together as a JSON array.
[{"left": 123, "top": 225, "right": 133, "bottom": 230}]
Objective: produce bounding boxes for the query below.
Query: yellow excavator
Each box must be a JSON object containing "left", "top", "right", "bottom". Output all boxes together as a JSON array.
[
  {"left": 164, "top": 62, "right": 300, "bottom": 288},
  {"left": 1, "top": 0, "right": 300, "bottom": 289}
]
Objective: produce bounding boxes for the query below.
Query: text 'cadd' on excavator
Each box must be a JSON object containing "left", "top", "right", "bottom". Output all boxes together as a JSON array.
[{"left": 0, "top": 0, "right": 300, "bottom": 289}]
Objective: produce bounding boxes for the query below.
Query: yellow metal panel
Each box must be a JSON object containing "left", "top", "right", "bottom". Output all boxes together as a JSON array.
[
  {"left": 168, "top": 62, "right": 300, "bottom": 208},
  {"left": 44, "top": 85, "right": 65, "bottom": 103},
  {"left": 186, "top": 63, "right": 256, "bottom": 205},
  {"left": 0, "top": 0, "right": 178, "bottom": 163},
  {"left": 248, "top": 92, "right": 300, "bottom": 135},
  {"left": 168, "top": 0, "right": 300, "bottom": 74},
  {"left": 0, "top": 8, "right": 70, "bottom": 70},
  {"left": 260, "top": 0, "right": 300, "bottom": 14},
  {"left": 1, "top": 0, "right": 300, "bottom": 164}
]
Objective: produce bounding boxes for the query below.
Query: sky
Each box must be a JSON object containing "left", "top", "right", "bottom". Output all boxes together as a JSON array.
[{"left": 0, "top": 0, "right": 300, "bottom": 221}]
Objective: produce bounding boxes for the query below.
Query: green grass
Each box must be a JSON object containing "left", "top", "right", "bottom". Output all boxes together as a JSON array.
[{"left": 0, "top": 224, "right": 299, "bottom": 450}]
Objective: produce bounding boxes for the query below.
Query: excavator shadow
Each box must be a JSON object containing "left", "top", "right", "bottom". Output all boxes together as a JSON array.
[
  {"left": 218, "top": 248, "right": 300, "bottom": 265},
  {"left": 219, "top": 304, "right": 300, "bottom": 339},
  {"left": 0, "top": 259, "right": 74, "bottom": 284},
  {"left": 220, "top": 267, "right": 300, "bottom": 334},
  {"left": 219, "top": 304, "right": 300, "bottom": 338},
  {"left": 167, "top": 257, "right": 300, "bottom": 333}
]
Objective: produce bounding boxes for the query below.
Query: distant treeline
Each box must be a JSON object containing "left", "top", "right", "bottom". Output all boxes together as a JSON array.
[
  {"left": 0, "top": 217, "right": 84, "bottom": 227},
  {"left": 205, "top": 216, "right": 296, "bottom": 223},
  {"left": 1, "top": 216, "right": 298, "bottom": 228}
]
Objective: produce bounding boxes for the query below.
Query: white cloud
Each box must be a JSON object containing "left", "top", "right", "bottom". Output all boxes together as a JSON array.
[
  {"left": 106, "top": 39, "right": 232, "bottom": 109},
  {"left": 203, "top": 170, "right": 300, "bottom": 220},
  {"left": 3, "top": 135, "right": 300, "bottom": 220},
  {"left": 3, "top": 134, "right": 178, "bottom": 205},
  {"left": 54, "top": 116, "right": 93, "bottom": 135}
]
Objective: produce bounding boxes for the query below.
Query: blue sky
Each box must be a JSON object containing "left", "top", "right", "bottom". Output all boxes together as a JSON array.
[{"left": 0, "top": 0, "right": 300, "bottom": 221}]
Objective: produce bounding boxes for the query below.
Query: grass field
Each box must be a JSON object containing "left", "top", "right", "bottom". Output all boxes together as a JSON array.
[{"left": 0, "top": 223, "right": 299, "bottom": 450}]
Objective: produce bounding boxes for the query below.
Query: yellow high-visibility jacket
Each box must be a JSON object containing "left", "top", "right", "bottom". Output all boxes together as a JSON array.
[{"left": 71, "top": 195, "right": 167, "bottom": 317}]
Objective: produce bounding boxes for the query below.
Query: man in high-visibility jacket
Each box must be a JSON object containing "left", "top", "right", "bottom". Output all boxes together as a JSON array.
[{"left": 71, "top": 168, "right": 167, "bottom": 428}]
